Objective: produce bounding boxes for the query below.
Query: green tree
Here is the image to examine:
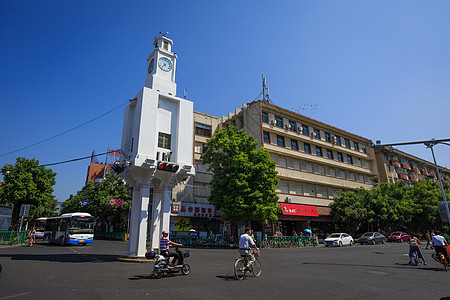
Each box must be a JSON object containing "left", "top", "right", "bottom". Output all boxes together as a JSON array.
[
  {"left": 201, "top": 126, "right": 280, "bottom": 224},
  {"left": 330, "top": 179, "right": 448, "bottom": 234},
  {"left": 0, "top": 157, "right": 57, "bottom": 221},
  {"left": 61, "top": 174, "right": 131, "bottom": 231}
]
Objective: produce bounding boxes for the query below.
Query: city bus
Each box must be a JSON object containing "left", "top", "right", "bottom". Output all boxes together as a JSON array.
[
  {"left": 34, "top": 217, "right": 47, "bottom": 238},
  {"left": 45, "top": 212, "right": 95, "bottom": 245}
]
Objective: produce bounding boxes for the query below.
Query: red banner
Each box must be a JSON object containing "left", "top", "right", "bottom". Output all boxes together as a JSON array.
[{"left": 280, "top": 203, "right": 319, "bottom": 217}]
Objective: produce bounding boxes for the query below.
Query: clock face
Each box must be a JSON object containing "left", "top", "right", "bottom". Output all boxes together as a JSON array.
[
  {"left": 148, "top": 59, "right": 154, "bottom": 74},
  {"left": 158, "top": 57, "right": 172, "bottom": 72}
]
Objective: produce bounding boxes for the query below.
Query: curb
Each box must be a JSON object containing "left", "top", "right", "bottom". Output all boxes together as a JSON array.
[{"left": 116, "top": 257, "right": 155, "bottom": 263}]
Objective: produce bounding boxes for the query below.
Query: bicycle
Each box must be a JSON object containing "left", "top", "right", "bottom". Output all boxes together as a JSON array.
[
  {"left": 234, "top": 249, "right": 262, "bottom": 280},
  {"left": 432, "top": 252, "right": 449, "bottom": 271}
]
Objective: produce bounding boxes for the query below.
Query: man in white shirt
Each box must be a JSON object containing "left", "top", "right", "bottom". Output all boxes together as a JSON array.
[
  {"left": 432, "top": 230, "right": 449, "bottom": 263},
  {"left": 239, "top": 228, "right": 259, "bottom": 269}
]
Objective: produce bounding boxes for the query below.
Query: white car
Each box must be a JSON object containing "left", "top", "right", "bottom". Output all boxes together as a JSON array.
[{"left": 324, "top": 233, "right": 354, "bottom": 247}]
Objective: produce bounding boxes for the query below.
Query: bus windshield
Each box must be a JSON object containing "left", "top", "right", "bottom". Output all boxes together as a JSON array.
[{"left": 70, "top": 217, "right": 94, "bottom": 234}]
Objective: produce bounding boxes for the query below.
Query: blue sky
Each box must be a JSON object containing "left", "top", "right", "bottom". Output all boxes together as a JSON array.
[{"left": 1, "top": 1, "right": 450, "bottom": 203}]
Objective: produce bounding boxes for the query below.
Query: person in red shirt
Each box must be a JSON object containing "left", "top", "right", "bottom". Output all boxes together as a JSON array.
[{"left": 408, "top": 233, "right": 427, "bottom": 265}]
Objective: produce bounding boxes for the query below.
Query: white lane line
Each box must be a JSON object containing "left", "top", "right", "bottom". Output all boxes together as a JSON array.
[{"left": 0, "top": 292, "right": 31, "bottom": 299}]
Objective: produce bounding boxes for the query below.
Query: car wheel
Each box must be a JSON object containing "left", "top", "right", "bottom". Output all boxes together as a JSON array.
[
  {"left": 339, "top": 241, "right": 343, "bottom": 247},
  {"left": 382, "top": 239, "right": 386, "bottom": 244},
  {"left": 360, "top": 241, "right": 363, "bottom": 245},
  {"left": 400, "top": 239, "right": 403, "bottom": 243},
  {"left": 325, "top": 245, "right": 329, "bottom": 247},
  {"left": 372, "top": 239, "right": 376, "bottom": 245},
  {"left": 350, "top": 241, "right": 354, "bottom": 246}
]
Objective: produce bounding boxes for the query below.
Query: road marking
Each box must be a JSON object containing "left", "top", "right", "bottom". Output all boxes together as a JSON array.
[
  {"left": 0, "top": 292, "right": 31, "bottom": 299},
  {"left": 366, "top": 270, "right": 388, "bottom": 275}
]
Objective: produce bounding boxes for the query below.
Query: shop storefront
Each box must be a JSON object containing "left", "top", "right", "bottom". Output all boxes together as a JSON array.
[
  {"left": 277, "top": 203, "right": 333, "bottom": 237},
  {"left": 170, "top": 202, "right": 219, "bottom": 236}
]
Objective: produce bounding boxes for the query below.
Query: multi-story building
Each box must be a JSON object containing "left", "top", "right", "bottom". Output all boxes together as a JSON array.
[
  {"left": 374, "top": 146, "right": 450, "bottom": 184},
  {"left": 184, "top": 100, "right": 378, "bottom": 237}
]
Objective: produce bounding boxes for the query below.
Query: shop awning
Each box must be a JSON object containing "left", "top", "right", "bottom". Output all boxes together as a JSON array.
[{"left": 280, "top": 203, "right": 319, "bottom": 217}]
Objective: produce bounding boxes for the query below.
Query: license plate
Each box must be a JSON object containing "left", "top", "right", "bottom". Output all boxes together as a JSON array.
[{"left": 79, "top": 240, "right": 84, "bottom": 243}]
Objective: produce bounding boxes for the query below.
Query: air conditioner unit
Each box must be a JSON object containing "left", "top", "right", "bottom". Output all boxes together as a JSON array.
[
  {"left": 284, "top": 124, "right": 291, "bottom": 129},
  {"left": 285, "top": 197, "right": 292, "bottom": 203},
  {"left": 297, "top": 126, "right": 302, "bottom": 132},
  {"left": 270, "top": 119, "right": 276, "bottom": 125}
]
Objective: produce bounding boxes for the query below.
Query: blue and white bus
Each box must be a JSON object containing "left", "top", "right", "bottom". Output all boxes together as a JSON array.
[{"left": 45, "top": 212, "right": 95, "bottom": 245}]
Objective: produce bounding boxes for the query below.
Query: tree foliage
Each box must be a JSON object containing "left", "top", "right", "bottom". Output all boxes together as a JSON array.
[
  {"left": 201, "top": 126, "right": 279, "bottom": 223},
  {"left": 0, "top": 157, "right": 57, "bottom": 222},
  {"left": 61, "top": 174, "right": 131, "bottom": 231},
  {"left": 330, "top": 180, "right": 450, "bottom": 234}
]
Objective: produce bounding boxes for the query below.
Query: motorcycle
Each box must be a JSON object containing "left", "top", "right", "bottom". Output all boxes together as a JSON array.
[{"left": 146, "top": 246, "right": 191, "bottom": 279}]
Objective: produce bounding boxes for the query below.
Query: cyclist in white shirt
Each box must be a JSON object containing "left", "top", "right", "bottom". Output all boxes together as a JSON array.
[
  {"left": 432, "top": 230, "right": 449, "bottom": 263},
  {"left": 239, "top": 228, "right": 259, "bottom": 269}
]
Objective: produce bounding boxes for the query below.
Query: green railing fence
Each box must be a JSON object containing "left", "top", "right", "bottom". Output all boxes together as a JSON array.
[
  {"left": 0, "top": 231, "right": 28, "bottom": 245},
  {"left": 156, "top": 234, "right": 316, "bottom": 248},
  {"left": 94, "top": 232, "right": 127, "bottom": 241}
]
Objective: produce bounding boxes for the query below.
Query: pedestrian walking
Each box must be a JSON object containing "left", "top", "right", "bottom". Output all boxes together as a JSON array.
[
  {"left": 28, "top": 227, "right": 36, "bottom": 246},
  {"left": 425, "top": 230, "right": 432, "bottom": 249}
]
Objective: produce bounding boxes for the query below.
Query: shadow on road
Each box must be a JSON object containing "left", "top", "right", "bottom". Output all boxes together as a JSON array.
[
  {"left": 216, "top": 275, "right": 238, "bottom": 281},
  {"left": 0, "top": 253, "right": 119, "bottom": 263},
  {"left": 303, "top": 261, "right": 445, "bottom": 272},
  {"left": 128, "top": 274, "right": 154, "bottom": 280}
]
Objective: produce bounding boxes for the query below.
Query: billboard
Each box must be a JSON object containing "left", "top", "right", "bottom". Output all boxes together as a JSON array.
[
  {"left": 0, "top": 205, "right": 13, "bottom": 231},
  {"left": 437, "top": 202, "right": 450, "bottom": 223}
]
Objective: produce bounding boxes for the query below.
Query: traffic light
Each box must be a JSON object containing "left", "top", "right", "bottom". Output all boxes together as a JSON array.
[{"left": 157, "top": 162, "right": 179, "bottom": 173}]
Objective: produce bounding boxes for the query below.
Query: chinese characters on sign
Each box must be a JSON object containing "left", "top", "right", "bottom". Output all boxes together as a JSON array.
[{"left": 171, "top": 203, "right": 215, "bottom": 218}]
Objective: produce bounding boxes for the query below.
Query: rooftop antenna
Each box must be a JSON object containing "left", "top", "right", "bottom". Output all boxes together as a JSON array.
[
  {"left": 184, "top": 86, "right": 188, "bottom": 99},
  {"left": 262, "top": 74, "right": 270, "bottom": 103},
  {"left": 159, "top": 31, "right": 169, "bottom": 37}
]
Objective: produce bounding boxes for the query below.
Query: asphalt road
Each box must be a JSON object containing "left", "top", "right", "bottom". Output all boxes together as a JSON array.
[{"left": 1, "top": 239, "right": 449, "bottom": 299}]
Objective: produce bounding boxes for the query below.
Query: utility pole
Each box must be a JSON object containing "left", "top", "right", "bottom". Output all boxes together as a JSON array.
[{"left": 374, "top": 138, "right": 450, "bottom": 226}]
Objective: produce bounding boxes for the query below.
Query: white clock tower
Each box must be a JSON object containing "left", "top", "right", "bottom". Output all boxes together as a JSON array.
[{"left": 116, "top": 35, "right": 195, "bottom": 257}]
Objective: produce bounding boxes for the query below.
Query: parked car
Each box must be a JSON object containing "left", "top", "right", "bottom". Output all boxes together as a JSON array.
[
  {"left": 324, "top": 233, "right": 354, "bottom": 247},
  {"left": 359, "top": 232, "right": 386, "bottom": 245},
  {"left": 388, "top": 231, "right": 409, "bottom": 243}
]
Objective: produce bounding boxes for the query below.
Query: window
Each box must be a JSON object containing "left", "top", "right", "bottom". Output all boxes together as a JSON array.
[
  {"left": 344, "top": 138, "right": 351, "bottom": 148},
  {"left": 353, "top": 142, "right": 359, "bottom": 151},
  {"left": 347, "top": 155, "right": 353, "bottom": 164},
  {"left": 262, "top": 112, "right": 269, "bottom": 123},
  {"left": 275, "top": 116, "right": 283, "bottom": 127},
  {"left": 291, "top": 139, "right": 298, "bottom": 150},
  {"left": 277, "top": 135, "right": 285, "bottom": 147},
  {"left": 316, "top": 146, "right": 322, "bottom": 157},
  {"left": 195, "top": 123, "right": 212, "bottom": 137},
  {"left": 263, "top": 131, "right": 270, "bottom": 143},
  {"left": 325, "top": 132, "right": 331, "bottom": 142},
  {"left": 337, "top": 152, "right": 343, "bottom": 162},
  {"left": 289, "top": 120, "right": 296, "bottom": 131},
  {"left": 327, "top": 149, "right": 333, "bottom": 159},
  {"left": 314, "top": 129, "right": 321, "bottom": 139},
  {"left": 158, "top": 132, "right": 171, "bottom": 149},
  {"left": 335, "top": 135, "right": 341, "bottom": 145},
  {"left": 302, "top": 125, "right": 309, "bottom": 135},
  {"left": 304, "top": 143, "right": 311, "bottom": 154}
]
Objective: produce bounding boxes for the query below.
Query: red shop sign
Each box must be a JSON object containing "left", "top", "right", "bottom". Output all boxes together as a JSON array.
[{"left": 280, "top": 203, "right": 319, "bottom": 217}]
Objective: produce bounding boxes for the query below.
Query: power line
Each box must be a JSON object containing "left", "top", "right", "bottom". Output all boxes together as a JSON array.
[
  {"left": 0, "top": 100, "right": 129, "bottom": 158},
  {"left": 4, "top": 151, "right": 117, "bottom": 173}
]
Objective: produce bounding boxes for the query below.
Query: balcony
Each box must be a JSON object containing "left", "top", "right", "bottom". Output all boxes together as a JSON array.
[
  {"left": 401, "top": 164, "right": 411, "bottom": 170},
  {"left": 398, "top": 174, "right": 408, "bottom": 180},
  {"left": 390, "top": 160, "right": 400, "bottom": 167},
  {"left": 420, "top": 170, "right": 428, "bottom": 176}
]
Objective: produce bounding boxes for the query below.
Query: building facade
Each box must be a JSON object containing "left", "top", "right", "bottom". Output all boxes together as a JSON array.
[
  {"left": 374, "top": 146, "right": 450, "bottom": 184},
  {"left": 180, "top": 101, "right": 378, "bottom": 237}
]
